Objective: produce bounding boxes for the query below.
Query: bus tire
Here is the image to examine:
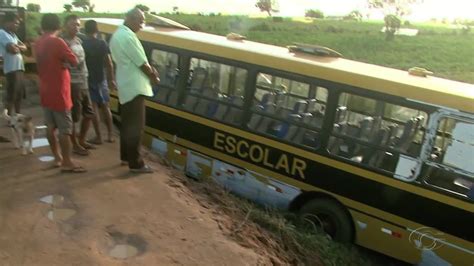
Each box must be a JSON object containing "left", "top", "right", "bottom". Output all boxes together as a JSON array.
[{"left": 298, "top": 198, "right": 353, "bottom": 243}]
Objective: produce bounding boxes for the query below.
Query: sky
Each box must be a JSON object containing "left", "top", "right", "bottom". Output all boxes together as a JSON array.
[{"left": 19, "top": 0, "right": 474, "bottom": 21}]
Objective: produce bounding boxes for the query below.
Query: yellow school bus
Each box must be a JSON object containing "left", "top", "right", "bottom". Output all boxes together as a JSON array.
[{"left": 91, "top": 17, "right": 474, "bottom": 265}]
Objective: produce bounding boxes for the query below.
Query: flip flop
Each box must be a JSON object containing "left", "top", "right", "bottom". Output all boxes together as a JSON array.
[
  {"left": 88, "top": 138, "right": 103, "bottom": 145},
  {"left": 81, "top": 142, "right": 97, "bottom": 150},
  {"left": 106, "top": 138, "right": 115, "bottom": 143},
  {"left": 73, "top": 148, "right": 90, "bottom": 156},
  {"left": 61, "top": 166, "right": 87, "bottom": 173}
]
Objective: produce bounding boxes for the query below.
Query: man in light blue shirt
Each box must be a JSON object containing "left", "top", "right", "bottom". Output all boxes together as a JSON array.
[
  {"left": 110, "top": 8, "right": 159, "bottom": 173},
  {"left": 0, "top": 12, "right": 26, "bottom": 115}
]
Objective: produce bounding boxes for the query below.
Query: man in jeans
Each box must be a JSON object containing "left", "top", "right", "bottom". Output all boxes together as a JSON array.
[
  {"left": 110, "top": 8, "right": 159, "bottom": 173},
  {"left": 35, "top": 14, "right": 85, "bottom": 173},
  {"left": 0, "top": 12, "right": 26, "bottom": 115},
  {"left": 61, "top": 15, "right": 94, "bottom": 156}
]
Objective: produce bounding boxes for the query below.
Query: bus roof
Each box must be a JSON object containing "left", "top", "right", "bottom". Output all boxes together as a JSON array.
[{"left": 92, "top": 18, "right": 474, "bottom": 114}]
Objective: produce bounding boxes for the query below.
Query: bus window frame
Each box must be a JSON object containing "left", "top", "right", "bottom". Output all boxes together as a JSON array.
[
  {"left": 326, "top": 89, "right": 435, "bottom": 178},
  {"left": 421, "top": 113, "right": 474, "bottom": 200},
  {"left": 159, "top": 47, "right": 252, "bottom": 128}
]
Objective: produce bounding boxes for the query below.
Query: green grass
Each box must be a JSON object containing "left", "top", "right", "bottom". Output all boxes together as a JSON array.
[
  {"left": 162, "top": 14, "right": 474, "bottom": 83},
  {"left": 25, "top": 13, "right": 473, "bottom": 83}
]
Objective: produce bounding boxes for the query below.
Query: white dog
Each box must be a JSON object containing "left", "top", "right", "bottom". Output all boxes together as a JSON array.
[{"left": 3, "top": 109, "right": 35, "bottom": 155}]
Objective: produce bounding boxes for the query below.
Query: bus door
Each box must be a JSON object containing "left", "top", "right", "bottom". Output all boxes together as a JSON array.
[{"left": 419, "top": 110, "right": 474, "bottom": 201}]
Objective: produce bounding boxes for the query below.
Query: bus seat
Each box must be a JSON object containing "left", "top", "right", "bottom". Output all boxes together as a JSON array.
[
  {"left": 371, "top": 125, "right": 398, "bottom": 167},
  {"left": 328, "top": 123, "right": 349, "bottom": 154},
  {"left": 302, "top": 111, "right": 324, "bottom": 129},
  {"left": 194, "top": 98, "right": 209, "bottom": 115},
  {"left": 183, "top": 95, "right": 199, "bottom": 112},
  {"left": 163, "top": 67, "right": 178, "bottom": 86},
  {"left": 224, "top": 97, "right": 244, "bottom": 125},
  {"left": 155, "top": 87, "right": 170, "bottom": 103},
  {"left": 350, "top": 116, "right": 375, "bottom": 156},
  {"left": 257, "top": 117, "right": 276, "bottom": 134},
  {"left": 362, "top": 127, "right": 388, "bottom": 165},
  {"left": 167, "top": 90, "right": 179, "bottom": 106},
  {"left": 397, "top": 116, "right": 424, "bottom": 152},
  {"left": 285, "top": 125, "right": 299, "bottom": 141},
  {"left": 194, "top": 89, "right": 217, "bottom": 116},
  {"left": 293, "top": 100, "right": 308, "bottom": 114},
  {"left": 248, "top": 114, "right": 262, "bottom": 130},
  {"left": 335, "top": 106, "right": 348, "bottom": 122},
  {"left": 270, "top": 121, "right": 290, "bottom": 139},
  {"left": 213, "top": 102, "right": 229, "bottom": 120},
  {"left": 293, "top": 128, "right": 305, "bottom": 144},
  {"left": 358, "top": 117, "right": 374, "bottom": 141},
  {"left": 277, "top": 108, "right": 292, "bottom": 119},
  {"left": 261, "top": 93, "right": 275, "bottom": 106},
  {"left": 306, "top": 99, "right": 317, "bottom": 113},
  {"left": 248, "top": 103, "right": 272, "bottom": 130},
  {"left": 256, "top": 105, "right": 277, "bottom": 133},
  {"left": 189, "top": 67, "right": 208, "bottom": 90}
]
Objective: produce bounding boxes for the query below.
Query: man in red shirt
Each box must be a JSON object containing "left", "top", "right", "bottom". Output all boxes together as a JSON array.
[{"left": 35, "top": 14, "right": 85, "bottom": 173}]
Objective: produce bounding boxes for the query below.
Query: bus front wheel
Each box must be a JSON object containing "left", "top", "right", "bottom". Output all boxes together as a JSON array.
[{"left": 298, "top": 198, "right": 353, "bottom": 243}]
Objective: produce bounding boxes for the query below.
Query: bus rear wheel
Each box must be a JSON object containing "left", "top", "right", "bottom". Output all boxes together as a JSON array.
[{"left": 298, "top": 198, "right": 353, "bottom": 243}]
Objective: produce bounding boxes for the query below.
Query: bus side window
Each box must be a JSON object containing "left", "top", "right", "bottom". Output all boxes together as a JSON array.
[
  {"left": 328, "top": 93, "right": 427, "bottom": 174},
  {"left": 423, "top": 117, "right": 474, "bottom": 198},
  {"left": 182, "top": 58, "right": 247, "bottom": 126},
  {"left": 249, "top": 73, "right": 328, "bottom": 150},
  {"left": 150, "top": 49, "right": 180, "bottom": 106}
]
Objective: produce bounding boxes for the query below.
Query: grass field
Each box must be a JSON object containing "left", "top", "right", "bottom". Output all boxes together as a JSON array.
[
  {"left": 26, "top": 12, "right": 473, "bottom": 83},
  {"left": 163, "top": 14, "right": 474, "bottom": 83}
]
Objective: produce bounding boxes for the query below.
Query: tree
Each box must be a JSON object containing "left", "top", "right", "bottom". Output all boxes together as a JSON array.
[
  {"left": 368, "top": 0, "right": 422, "bottom": 40},
  {"left": 172, "top": 6, "right": 179, "bottom": 14},
  {"left": 344, "top": 10, "right": 363, "bottom": 21},
  {"left": 72, "top": 0, "right": 91, "bottom": 12},
  {"left": 368, "top": 0, "right": 422, "bottom": 17},
  {"left": 26, "top": 3, "right": 41, "bottom": 12},
  {"left": 305, "top": 9, "right": 324, "bottom": 19},
  {"left": 64, "top": 4, "right": 73, "bottom": 12},
  {"left": 135, "top": 4, "right": 150, "bottom": 13},
  {"left": 255, "top": 0, "right": 278, "bottom": 17},
  {"left": 26, "top": 3, "right": 39, "bottom": 12},
  {"left": 384, "top": 14, "right": 401, "bottom": 40}
]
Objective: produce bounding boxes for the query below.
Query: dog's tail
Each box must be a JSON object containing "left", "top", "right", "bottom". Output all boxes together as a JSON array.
[{"left": 2, "top": 109, "right": 10, "bottom": 119}]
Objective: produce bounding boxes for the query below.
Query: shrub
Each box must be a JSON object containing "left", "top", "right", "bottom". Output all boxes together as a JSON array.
[
  {"left": 461, "top": 25, "right": 471, "bottom": 35},
  {"left": 305, "top": 9, "right": 324, "bottom": 19},
  {"left": 343, "top": 10, "right": 363, "bottom": 21},
  {"left": 249, "top": 22, "right": 271, "bottom": 31},
  {"left": 325, "top": 25, "right": 342, "bottom": 33},
  {"left": 190, "top": 24, "right": 202, "bottom": 31},
  {"left": 272, "top": 16, "right": 283, "bottom": 22}
]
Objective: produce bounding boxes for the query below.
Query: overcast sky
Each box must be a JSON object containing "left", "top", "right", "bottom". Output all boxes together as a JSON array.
[{"left": 19, "top": 0, "right": 474, "bottom": 20}]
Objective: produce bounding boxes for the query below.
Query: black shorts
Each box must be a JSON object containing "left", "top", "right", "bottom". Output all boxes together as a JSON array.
[{"left": 5, "top": 70, "right": 25, "bottom": 104}]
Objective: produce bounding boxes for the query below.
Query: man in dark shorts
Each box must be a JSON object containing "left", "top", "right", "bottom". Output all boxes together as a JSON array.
[
  {"left": 0, "top": 12, "right": 26, "bottom": 115},
  {"left": 35, "top": 14, "right": 85, "bottom": 173},
  {"left": 82, "top": 19, "right": 117, "bottom": 144},
  {"left": 61, "top": 15, "right": 94, "bottom": 156}
]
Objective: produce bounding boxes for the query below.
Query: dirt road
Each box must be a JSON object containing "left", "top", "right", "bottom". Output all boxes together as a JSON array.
[{"left": 0, "top": 105, "right": 273, "bottom": 265}]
